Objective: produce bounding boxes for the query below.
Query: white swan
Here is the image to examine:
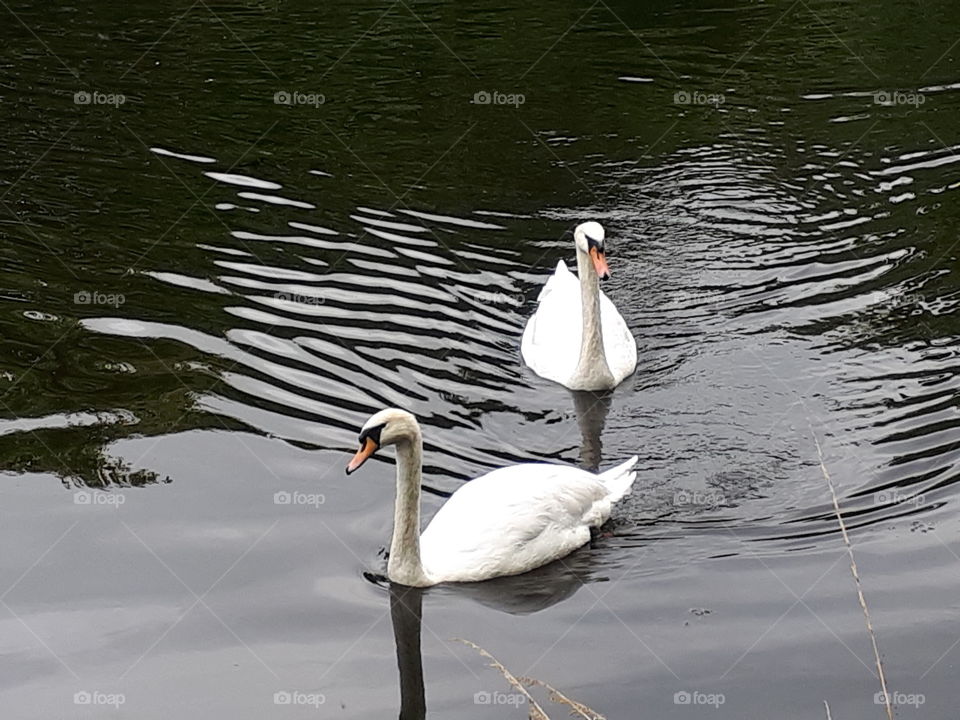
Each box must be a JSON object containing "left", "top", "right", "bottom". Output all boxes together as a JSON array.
[
  {"left": 345, "top": 408, "right": 638, "bottom": 587},
  {"left": 521, "top": 221, "right": 638, "bottom": 390}
]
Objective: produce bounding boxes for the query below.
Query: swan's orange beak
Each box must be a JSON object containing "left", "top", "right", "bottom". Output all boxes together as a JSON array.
[
  {"left": 346, "top": 437, "right": 378, "bottom": 475},
  {"left": 589, "top": 246, "right": 610, "bottom": 279}
]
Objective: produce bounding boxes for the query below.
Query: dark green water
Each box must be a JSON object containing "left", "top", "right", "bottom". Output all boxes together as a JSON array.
[{"left": 2, "top": 1, "right": 959, "bottom": 717}]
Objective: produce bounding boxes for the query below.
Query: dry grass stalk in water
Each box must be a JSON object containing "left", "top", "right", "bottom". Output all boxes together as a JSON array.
[
  {"left": 456, "top": 638, "right": 604, "bottom": 720},
  {"left": 520, "top": 677, "right": 605, "bottom": 720},
  {"left": 823, "top": 699, "right": 833, "bottom": 720},
  {"left": 812, "top": 434, "right": 893, "bottom": 720},
  {"left": 456, "top": 639, "right": 549, "bottom": 720}
]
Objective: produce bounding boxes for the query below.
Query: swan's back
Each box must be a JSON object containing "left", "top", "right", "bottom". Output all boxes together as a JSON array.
[{"left": 420, "top": 459, "right": 637, "bottom": 583}]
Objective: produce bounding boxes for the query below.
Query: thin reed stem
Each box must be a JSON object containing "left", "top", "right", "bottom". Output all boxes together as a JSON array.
[{"left": 812, "top": 434, "right": 893, "bottom": 720}]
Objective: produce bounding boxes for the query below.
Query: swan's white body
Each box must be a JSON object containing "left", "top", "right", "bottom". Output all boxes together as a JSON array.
[
  {"left": 521, "top": 222, "right": 637, "bottom": 390},
  {"left": 522, "top": 259, "right": 637, "bottom": 389},
  {"left": 347, "top": 408, "right": 638, "bottom": 587},
  {"left": 420, "top": 457, "right": 637, "bottom": 583}
]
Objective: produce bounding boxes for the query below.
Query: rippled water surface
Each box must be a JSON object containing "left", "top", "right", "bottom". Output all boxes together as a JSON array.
[{"left": 2, "top": 1, "right": 960, "bottom": 717}]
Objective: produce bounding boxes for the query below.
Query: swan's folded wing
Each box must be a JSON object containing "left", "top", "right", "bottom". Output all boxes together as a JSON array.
[
  {"left": 419, "top": 464, "right": 609, "bottom": 583},
  {"left": 599, "top": 289, "right": 638, "bottom": 383},
  {"left": 521, "top": 261, "right": 582, "bottom": 381}
]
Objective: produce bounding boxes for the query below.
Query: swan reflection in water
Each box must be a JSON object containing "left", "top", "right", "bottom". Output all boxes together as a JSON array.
[
  {"left": 391, "top": 583, "right": 426, "bottom": 720},
  {"left": 385, "top": 550, "right": 603, "bottom": 719},
  {"left": 570, "top": 389, "right": 614, "bottom": 473}
]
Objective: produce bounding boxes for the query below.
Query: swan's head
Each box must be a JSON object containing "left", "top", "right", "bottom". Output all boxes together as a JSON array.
[
  {"left": 345, "top": 408, "right": 420, "bottom": 475},
  {"left": 573, "top": 221, "right": 610, "bottom": 279}
]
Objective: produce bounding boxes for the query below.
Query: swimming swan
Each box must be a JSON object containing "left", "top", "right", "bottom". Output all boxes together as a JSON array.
[
  {"left": 345, "top": 408, "right": 638, "bottom": 586},
  {"left": 521, "top": 221, "right": 637, "bottom": 390}
]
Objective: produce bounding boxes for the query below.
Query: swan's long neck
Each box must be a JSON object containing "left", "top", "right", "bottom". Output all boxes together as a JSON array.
[
  {"left": 573, "top": 247, "right": 614, "bottom": 389},
  {"left": 389, "top": 428, "right": 431, "bottom": 587}
]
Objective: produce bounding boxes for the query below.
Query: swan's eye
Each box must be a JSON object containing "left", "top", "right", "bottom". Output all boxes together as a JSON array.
[
  {"left": 587, "top": 241, "right": 610, "bottom": 279},
  {"left": 587, "top": 237, "right": 604, "bottom": 254},
  {"left": 358, "top": 423, "right": 385, "bottom": 447}
]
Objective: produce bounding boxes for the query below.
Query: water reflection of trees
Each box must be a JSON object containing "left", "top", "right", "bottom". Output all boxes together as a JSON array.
[{"left": 0, "top": 425, "right": 170, "bottom": 488}]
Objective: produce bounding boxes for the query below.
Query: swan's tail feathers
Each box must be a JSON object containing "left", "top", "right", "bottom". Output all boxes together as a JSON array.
[{"left": 599, "top": 455, "right": 638, "bottom": 503}]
